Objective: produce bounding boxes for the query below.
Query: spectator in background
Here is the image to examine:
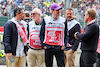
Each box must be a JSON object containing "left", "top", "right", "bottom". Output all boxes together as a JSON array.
[
  {"left": 11, "top": 2, "right": 17, "bottom": 11},
  {"left": 97, "top": 4, "right": 100, "bottom": 25},
  {"left": 36, "top": 2, "right": 40, "bottom": 8},
  {"left": 28, "top": 3, "right": 32, "bottom": 11},
  {"left": 45, "top": 1, "right": 50, "bottom": 10},
  {"left": 7, "top": 2, "right": 12, "bottom": 16},
  {"left": 24, "top": 11, "right": 30, "bottom": 23},
  {"left": 0, "top": 5, "right": 3, "bottom": 16},
  {"left": 60, "top": 1, "right": 64, "bottom": 8},
  {"left": 57, "top": 1, "right": 61, "bottom": 5},
  {"left": 51, "top": 0, "right": 55, "bottom": 5},
  {"left": 92, "top": 4, "right": 96, "bottom": 10},
  {"left": 2, "top": 3, "right": 6, "bottom": 11},
  {"left": 71, "top": 0, "right": 78, "bottom": 15},
  {"left": 3, "top": 7, "right": 9, "bottom": 16},
  {"left": 24, "top": 11, "right": 30, "bottom": 38}
]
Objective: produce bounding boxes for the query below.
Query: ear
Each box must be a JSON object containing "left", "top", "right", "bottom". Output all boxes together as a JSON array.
[
  {"left": 16, "top": 13, "right": 19, "bottom": 16},
  {"left": 51, "top": 10, "right": 53, "bottom": 13},
  {"left": 87, "top": 15, "right": 90, "bottom": 19}
]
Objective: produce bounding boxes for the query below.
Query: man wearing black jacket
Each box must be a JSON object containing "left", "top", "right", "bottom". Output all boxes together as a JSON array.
[
  {"left": 64, "top": 8, "right": 81, "bottom": 67},
  {"left": 3, "top": 7, "right": 28, "bottom": 67},
  {"left": 74, "top": 8, "right": 99, "bottom": 67}
]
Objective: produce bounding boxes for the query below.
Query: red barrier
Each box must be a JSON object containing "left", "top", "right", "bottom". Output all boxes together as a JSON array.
[
  {"left": 0, "top": 26, "right": 4, "bottom": 32},
  {"left": 81, "top": 29, "right": 84, "bottom": 34}
]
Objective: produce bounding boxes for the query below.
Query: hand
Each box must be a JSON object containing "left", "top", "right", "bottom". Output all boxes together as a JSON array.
[
  {"left": 6, "top": 53, "right": 12, "bottom": 60},
  {"left": 69, "top": 49, "right": 74, "bottom": 54},
  {"left": 26, "top": 51, "right": 28, "bottom": 56},
  {"left": 61, "top": 46, "right": 65, "bottom": 50},
  {"left": 44, "top": 46, "right": 47, "bottom": 49},
  {"left": 74, "top": 32, "right": 78, "bottom": 39}
]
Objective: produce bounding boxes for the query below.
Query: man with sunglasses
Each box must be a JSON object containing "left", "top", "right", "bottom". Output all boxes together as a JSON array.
[
  {"left": 40, "top": 3, "right": 67, "bottom": 67},
  {"left": 27, "top": 8, "right": 45, "bottom": 67}
]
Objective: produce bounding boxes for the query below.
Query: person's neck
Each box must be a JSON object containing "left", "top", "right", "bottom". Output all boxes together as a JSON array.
[
  {"left": 54, "top": 17, "right": 58, "bottom": 20},
  {"left": 53, "top": 16, "right": 58, "bottom": 20},
  {"left": 35, "top": 18, "right": 41, "bottom": 24},
  {"left": 87, "top": 19, "right": 93, "bottom": 23},
  {"left": 15, "top": 16, "right": 21, "bottom": 21}
]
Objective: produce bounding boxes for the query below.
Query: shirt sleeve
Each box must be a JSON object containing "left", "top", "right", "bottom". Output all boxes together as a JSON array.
[
  {"left": 72, "top": 24, "right": 81, "bottom": 51},
  {"left": 64, "top": 19, "right": 68, "bottom": 47},
  {"left": 3, "top": 21, "right": 12, "bottom": 53},
  {"left": 40, "top": 18, "right": 46, "bottom": 48}
]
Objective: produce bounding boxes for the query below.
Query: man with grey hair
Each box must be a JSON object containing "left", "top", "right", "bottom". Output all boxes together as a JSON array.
[{"left": 27, "top": 8, "right": 45, "bottom": 67}]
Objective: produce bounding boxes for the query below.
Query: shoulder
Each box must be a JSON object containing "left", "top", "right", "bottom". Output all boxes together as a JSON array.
[
  {"left": 91, "top": 22, "right": 99, "bottom": 27},
  {"left": 21, "top": 20, "right": 27, "bottom": 25},
  {"left": 75, "top": 23, "right": 81, "bottom": 27},
  {"left": 90, "top": 22, "right": 99, "bottom": 30},
  {"left": 59, "top": 16, "right": 66, "bottom": 22},
  {"left": 29, "top": 21, "right": 35, "bottom": 25},
  {"left": 4, "top": 21, "right": 15, "bottom": 27},
  {"left": 44, "top": 16, "right": 51, "bottom": 21}
]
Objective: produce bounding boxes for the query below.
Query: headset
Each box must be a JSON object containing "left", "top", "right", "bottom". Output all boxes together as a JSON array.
[{"left": 13, "top": 7, "right": 22, "bottom": 17}]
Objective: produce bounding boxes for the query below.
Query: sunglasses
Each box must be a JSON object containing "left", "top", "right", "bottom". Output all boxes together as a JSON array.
[
  {"left": 31, "top": 13, "right": 38, "bottom": 15},
  {"left": 83, "top": 14, "right": 88, "bottom": 16}
]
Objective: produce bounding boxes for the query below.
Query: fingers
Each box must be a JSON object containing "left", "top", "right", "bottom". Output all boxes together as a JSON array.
[{"left": 6, "top": 53, "right": 12, "bottom": 60}]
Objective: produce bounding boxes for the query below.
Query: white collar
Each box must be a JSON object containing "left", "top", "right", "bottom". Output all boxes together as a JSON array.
[{"left": 87, "top": 19, "right": 95, "bottom": 25}]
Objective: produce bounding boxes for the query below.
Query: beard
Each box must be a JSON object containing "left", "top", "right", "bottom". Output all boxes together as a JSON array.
[
  {"left": 67, "top": 17, "right": 73, "bottom": 21},
  {"left": 33, "top": 17, "right": 38, "bottom": 21}
]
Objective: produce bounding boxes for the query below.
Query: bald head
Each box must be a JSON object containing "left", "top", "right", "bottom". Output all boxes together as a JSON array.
[
  {"left": 31, "top": 8, "right": 42, "bottom": 23},
  {"left": 32, "top": 8, "right": 42, "bottom": 16}
]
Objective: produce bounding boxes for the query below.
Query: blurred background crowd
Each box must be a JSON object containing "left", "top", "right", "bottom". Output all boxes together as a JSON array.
[{"left": 0, "top": 0, "right": 100, "bottom": 18}]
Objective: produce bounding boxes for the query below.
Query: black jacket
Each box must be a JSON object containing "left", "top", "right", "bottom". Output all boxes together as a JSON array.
[
  {"left": 77, "top": 22, "right": 99, "bottom": 51},
  {"left": 3, "top": 21, "right": 28, "bottom": 55}
]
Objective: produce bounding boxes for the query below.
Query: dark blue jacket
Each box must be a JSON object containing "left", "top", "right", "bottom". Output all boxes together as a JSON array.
[
  {"left": 65, "top": 24, "right": 81, "bottom": 51},
  {"left": 3, "top": 21, "right": 27, "bottom": 55},
  {"left": 76, "top": 22, "right": 99, "bottom": 51},
  {"left": 40, "top": 18, "right": 67, "bottom": 49}
]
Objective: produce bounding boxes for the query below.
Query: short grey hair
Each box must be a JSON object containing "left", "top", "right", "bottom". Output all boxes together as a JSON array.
[{"left": 32, "top": 8, "right": 42, "bottom": 16}]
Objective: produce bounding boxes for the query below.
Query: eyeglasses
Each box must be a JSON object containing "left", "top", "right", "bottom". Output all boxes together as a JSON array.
[
  {"left": 31, "top": 13, "right": 39, "bottom": 15},
  {"left": 83, "top": 14, "right": 88, "bottom": 16}
]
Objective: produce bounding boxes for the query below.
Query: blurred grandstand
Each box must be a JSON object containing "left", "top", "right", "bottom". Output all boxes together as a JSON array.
[{"left": 0, "top": 0, "right": 99, "bottom": 27}]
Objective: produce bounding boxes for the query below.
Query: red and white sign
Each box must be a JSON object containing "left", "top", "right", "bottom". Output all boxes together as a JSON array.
[
  {"left": 44, "top": 27, "right": 64, "bottom": 46},
  {"left": 30, "top": 31, "right": 42, "bottom": 49}
]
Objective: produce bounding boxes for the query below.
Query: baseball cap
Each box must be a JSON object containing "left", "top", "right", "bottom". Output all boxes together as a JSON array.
[{"left": 50, "top": 3, "right": 61, "bottom": 10}]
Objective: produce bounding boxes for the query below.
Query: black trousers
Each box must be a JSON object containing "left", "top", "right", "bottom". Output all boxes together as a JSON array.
[
  {"left": 96, "top": 52, "right": 100, "bottom": 67},
  {"left": 80, "top": 50, "right": 96, "bottom": 67},
  {"left": 45, "top": 48, "right": 65, "bottom": 67}
]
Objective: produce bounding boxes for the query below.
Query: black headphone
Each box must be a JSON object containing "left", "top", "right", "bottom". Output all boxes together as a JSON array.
[{"left": 13, "top": 7, "right": 22, "bottom": 17}]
